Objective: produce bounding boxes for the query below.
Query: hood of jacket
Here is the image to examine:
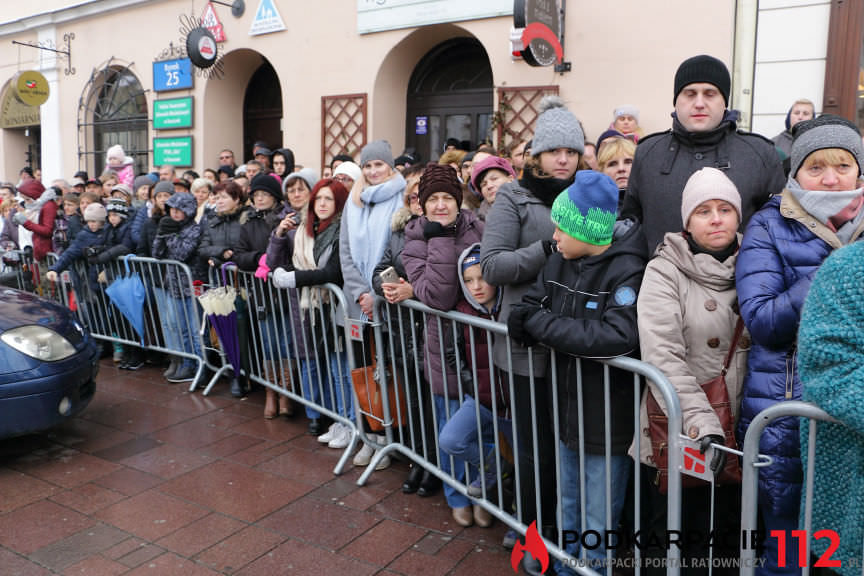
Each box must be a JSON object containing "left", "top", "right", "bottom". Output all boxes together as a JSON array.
[
  {"left": 654, "top": 231, "right": 740, "bottom": 292},
  {"left": 390, "top": 205, "right": 415, "bottom": 232},
  {"left": 457, "top": 242, "right": 501, "bottom": 316}
]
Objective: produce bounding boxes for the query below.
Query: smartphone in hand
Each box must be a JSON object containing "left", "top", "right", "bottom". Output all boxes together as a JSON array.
[{"left": 379, "top": 266, "right": 400, "bottom": 284}]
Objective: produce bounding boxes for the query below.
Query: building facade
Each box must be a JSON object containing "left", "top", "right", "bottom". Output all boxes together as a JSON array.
[{"left": 0, "top": 0, "right": 855, "bottom": 182}]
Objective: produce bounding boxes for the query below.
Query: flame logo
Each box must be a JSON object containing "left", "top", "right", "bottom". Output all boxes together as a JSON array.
[
  {"left": 510, "top": 521, "right": 550, "bottom": 573},
  {"left": 25, "top": 80, "right": 37, "bottom": 89}
]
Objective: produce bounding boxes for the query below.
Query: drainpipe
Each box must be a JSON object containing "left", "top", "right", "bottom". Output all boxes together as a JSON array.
[{"left": 732, "top": 0, "right": 759, "bottom": 132}]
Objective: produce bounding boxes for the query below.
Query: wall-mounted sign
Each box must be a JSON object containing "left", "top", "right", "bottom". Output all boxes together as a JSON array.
[
  {"left": 0, "top": 83, "right": 40, "bottom": 128},
  {"left": 357, "top": 0, "right": 511, "bottom": 34},
  {"left": 154, "top": 136, "right": 193, "bottom": 167},
  {"left": 250, "top": 0, "right": 286, "bottom": 36},
  {"left": 13, "top": 71, "right": 50, "bottom": 107},
  {"left": 514, "top": 0, "right": 563, "bottom": 67},
  {"left": 186, "top": 27, "right": 218, "bottom": 68},
  {"left": 154, "top": 97, "right": 193, "bottom": 130},
  {"left": 415, "top": 116, "right": 428, "bottom": 135},
  {"left": 200, "top": 2, "right": 226, "bottom": 42},
  {"left": 153, "top": 58, "right": 193, "bottom": 92}
]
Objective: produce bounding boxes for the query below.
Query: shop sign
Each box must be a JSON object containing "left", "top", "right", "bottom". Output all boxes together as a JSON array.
[
  {"left": 153, "top": 58, "right": 193, "bottom": 92},
  {"left": 249, "top": 0, "right": 285, "bottom": 36},
  {"left": 357, "top": 0, "right": 511, "bottom": 34},
  {"left": 186, "top": 27, "right": 219, "bottom": 68},
  {"left": 154, "top": 97, "right": 193, "bottom": 130},
  {"left": 200, "top": 2, "right": 226, "bottom": 42},
  {"left": 514, "top": 0, "right": 563, "bottom": 67},
  {"left": 14, "top": 71, "right": 50, "bottom": 107},
  {"left": 0, "top": 83, "right": 40, "bottom": 128},
  {"left": 154, "top": 136, "right": 193, "bottom": 167}
]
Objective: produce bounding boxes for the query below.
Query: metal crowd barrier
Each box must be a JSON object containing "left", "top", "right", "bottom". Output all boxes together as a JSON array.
[
  {"left": 740, "top": 401, "right": 862, "bottom": 576},
  {"left": 0, "top": 247, "right": 41, "bottom": 294},
  {"left": 358, "top": 296, "right": 686, "bottom": 576}
]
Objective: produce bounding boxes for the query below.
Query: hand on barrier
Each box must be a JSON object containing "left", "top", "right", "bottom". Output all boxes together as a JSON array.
[
  {"left": 46, "top": 270, "right": 58, "bottom": 283},
  {"left": 85, "top": 245, "right": 105, "bottom": 263},
  {"left": 358, "top": 292, "right": 375, "bottom": 318},
  {"left": 699, "top": 434, "right": 726, "bottom": 476},
  {"left": 382, "top": 279, "right": 413, "bottom": 304},
  {"left": 97, "top": 270, "right": 108, "bottom": 284},
  {"left": 506, "top": 305, "right": 540, "bottom": 347},
  {"left": 272, "top": 267, "right": 296, "bottom": 289}
]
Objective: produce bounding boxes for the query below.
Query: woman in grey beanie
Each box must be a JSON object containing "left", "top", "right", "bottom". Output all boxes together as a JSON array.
[{"left": 479, "top": 95, "right": 584, "bottom": 557}]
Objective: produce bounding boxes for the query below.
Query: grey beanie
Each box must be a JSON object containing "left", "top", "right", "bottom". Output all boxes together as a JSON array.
[
  {"left": 360, "top": 140, "right": 394, "bottom": 168},
  {"left": 153, "top": 180, "right": 174, "bottom": 196},
  {"left": 790, "top": 114, "right": 864, "bottom": 178},
  {"left": 283, "top": 168, "right": 320, "bottom": 193},
  {"left": 133, "top": 175, "right": 153, "bottom": 192},
  {"left": 531, "top": 96, "right": 585, "bottom": 156}
]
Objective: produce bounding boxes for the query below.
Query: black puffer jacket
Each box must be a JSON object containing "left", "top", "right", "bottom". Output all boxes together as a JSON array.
[
  {"left": 233, "top": 203, "right": 287, "bottom": 271},
  {"left": 622, "top": 116, "right": 784, "bottom": 254},
  {"left": 510, "top": 220, "right": 648, "bottom": 453},
  {"left": 198, "top": 206, "right": 247, "bottom": 273}
]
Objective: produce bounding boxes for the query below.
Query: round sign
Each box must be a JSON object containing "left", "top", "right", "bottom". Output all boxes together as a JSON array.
[
  {"left": 186, "top": 27, "right": 218, "bottom": 68},
  {"left": 514, "top": 0, "right": 562, "bottom": 67},
  {"left": 14, "top": 71, "right": 50, "bottom": 107}
]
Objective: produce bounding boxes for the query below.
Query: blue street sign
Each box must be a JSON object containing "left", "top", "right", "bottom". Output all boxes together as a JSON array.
[{"left": 153, "top": 58, "right": 193, "bottom": 92}]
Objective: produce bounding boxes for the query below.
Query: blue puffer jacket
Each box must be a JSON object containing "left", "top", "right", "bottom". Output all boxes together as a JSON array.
[{"left": 735, "top": 192, "right": 859, "bottom": 516}]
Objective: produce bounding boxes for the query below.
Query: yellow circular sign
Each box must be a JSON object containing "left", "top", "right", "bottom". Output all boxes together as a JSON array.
[{"left": 14, "top": 71, "right": 49, "bottom": 107}]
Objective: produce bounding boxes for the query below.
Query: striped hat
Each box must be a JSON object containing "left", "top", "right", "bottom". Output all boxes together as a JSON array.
[{"left": 550, "top": 170, "right": 618, "bottom": 246}]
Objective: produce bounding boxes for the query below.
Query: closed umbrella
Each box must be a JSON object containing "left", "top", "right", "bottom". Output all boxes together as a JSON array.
[
  {"left": 105, "top": 254, "right": 146, "bottom": 343},
  {"left": 197, "top": 264, "right": 245, "bottom": 393}
]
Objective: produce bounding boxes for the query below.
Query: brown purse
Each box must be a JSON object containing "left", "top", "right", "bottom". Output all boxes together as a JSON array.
[
  {"left": 351, "top": 337, "right": 408, "bottom": 432},
  {"left": 646, "top": 318, "right": 744, "bottom": 494}
]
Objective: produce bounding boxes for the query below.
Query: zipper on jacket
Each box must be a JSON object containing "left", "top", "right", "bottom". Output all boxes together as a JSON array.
[{"left": 784, "top": 346, "right": 797, "bottom": 399}]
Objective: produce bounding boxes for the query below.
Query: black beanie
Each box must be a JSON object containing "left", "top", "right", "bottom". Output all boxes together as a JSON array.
[
  {"left": 250, "top": 173, "right": 283, "bottom": 202},
  {"left": 673, "top": 55, "right": 730, "bottom": 106}
]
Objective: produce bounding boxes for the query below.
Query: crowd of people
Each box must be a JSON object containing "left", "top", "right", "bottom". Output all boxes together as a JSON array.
[{"left": 0, "top": 53, "right": 862, "bottom": 576}]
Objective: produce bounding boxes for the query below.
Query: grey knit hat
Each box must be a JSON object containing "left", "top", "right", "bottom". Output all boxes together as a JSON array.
[
  {"left": 83, "top": 202, "right": 107, "bottom": 222},
  {"left": 531, "top": 96, "right": 585, "bottom": 156},
  {"left": 283, "top": 168, "right": 320, "bottom": 193},
  {"left": 790, "top": 114, "right": 864, "bottom": 178},
  {"left": 360, "top": 140, "right": 394, "bottom": 168},
  {"left": 153, "top": 180, "right": 174, "bottom": 196}
]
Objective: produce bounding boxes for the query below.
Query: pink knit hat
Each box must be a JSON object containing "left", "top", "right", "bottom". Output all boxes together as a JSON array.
[{"left": 680, "top": 167, "right": 742, "bottom": 228}]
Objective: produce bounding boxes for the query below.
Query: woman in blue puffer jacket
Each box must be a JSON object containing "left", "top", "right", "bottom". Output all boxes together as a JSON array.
[{"left": 736, "top": 115, "right": 864, "bottom": 575}]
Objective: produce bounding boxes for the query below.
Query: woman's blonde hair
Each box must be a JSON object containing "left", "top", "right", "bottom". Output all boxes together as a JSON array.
[
  {"left": 800, "top": 148, "right": 856, "bottom": 172},
  {"left": 438, "top": 149, "right": 466, "bottom": 167},
  {"left": 597, "top": 138, "right": 637, "bottom": 171}
]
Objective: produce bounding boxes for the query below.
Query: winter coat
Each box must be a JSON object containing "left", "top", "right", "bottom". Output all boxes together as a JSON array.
[
  {"left": 510, "top": 220, "right": 647, "bottom": 454},
  {"left": 100, "top": 219, "right": 135, "bottom": 262},
  {"left": 771, "top": 130, "right": 793, "bottom": 158},
  {"left": 371, "top": 206, "right": 415, "bottom": 296},
  {"left": 198, "top": 206, "right": 248, "bottom": 275},
  {"left": 635, "top": 232, "right": 749, "bottom": 466},
  {"left": 48, "top": 226, "right": 106, "bottom": 298},
  {"left": 152, "top": 218, "right": 202, "bottom": 297},
  {"left": 622, "top": 116, "right": 784, "bottom": 254},
  {"left": 479, "top": 180, "right": 558, "bottom": 377},
  {"left": 20, "top": 197, "right": 57, "bottom": 261},
  {"left": 797, "top": 241, "right": 864, "bottom": 576},
  {"left": 129, "top": 204, "right": 148, "bottom": 248},
  {"left": 234, "top": 204, "right": 286, "bottom": 272},
  {"left": 136, "top": 211, "right": 162, "bottom": 257},
  {"left": 0, "top": 213, "right": 18, "bottom": 247},
  {"left": 265, "top": 216, "right": 344, "bottom": 358},
  {"left": 735, "top": 191, "right": 864, "bottom": 516},
  {"left": 401, "top": 210, "right": 484, "bottom": 398}
]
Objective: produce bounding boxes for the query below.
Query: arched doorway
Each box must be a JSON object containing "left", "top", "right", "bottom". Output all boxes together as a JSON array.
[
  {"left": 243, "top": 59, "right": 282, "bottom": 162},
  {"left": 406, "top": 38, "right": 493, "bottom": 163}
]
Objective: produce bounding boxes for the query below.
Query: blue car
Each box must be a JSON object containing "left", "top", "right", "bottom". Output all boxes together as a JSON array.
[{"left": 0, "top": 287, "right": 99, "bottom": 438}]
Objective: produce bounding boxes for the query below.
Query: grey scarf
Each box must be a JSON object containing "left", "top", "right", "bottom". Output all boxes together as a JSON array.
[{"left": 786, "top": 178, "right": 864, "bottom": 245}]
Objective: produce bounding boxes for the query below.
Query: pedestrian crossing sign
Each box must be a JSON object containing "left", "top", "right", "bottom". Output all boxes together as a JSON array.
[
  {"left": 200, "top": 2, "right": 226, "bottom": 42},
  {"left": 249, "top": 0, "right": 286, "bottom": 36}
]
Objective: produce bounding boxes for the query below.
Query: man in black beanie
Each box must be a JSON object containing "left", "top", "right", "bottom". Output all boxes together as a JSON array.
[{"left": 622, "top": 54, "right": 785, "bottom": 253}]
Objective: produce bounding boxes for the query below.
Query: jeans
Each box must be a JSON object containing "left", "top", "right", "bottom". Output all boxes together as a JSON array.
[
  {"left": 434, "top": 394, "right": 469, "bottom": 509},
  {"left": 259, "top": 314, "right": 291, "bottom": 361},
  {"left": 157, "top": 288, "right": 201, "bottom": 369},
  {"left": 556, "top": 442, "right": 630, "bottom": 575},
  {"left": 757, "top": 500, "right": 801, "bottom": 576},
  {"left": 439, "top": 395, "right": 512, "bottom": 476}
]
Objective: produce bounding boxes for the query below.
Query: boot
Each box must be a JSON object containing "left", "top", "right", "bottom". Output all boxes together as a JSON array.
[
  {"left": 230, "top": 377, "right": 245, "bottom": 398},
  {"left": 163, "top": 358, "right": 180, "bottom": 380},
  {"left": 264, "top": 387, "right": 278, "bottom": 419},
  {"left": 278, "top": 394, "right": 293, "bottom": 417}
]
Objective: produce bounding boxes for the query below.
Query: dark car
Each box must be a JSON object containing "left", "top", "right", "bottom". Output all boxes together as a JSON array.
[{"left": 0, "top": 287, "right": 99, "bottom": 438}]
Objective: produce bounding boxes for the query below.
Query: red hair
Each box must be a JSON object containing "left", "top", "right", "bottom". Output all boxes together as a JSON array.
[{"left": 306, "top": 178, "right": 348, "bottom": 237}]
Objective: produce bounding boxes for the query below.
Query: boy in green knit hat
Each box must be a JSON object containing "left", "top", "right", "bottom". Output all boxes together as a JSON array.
[{"left": 508, "top": 170, "right": 648, "bottom": 573}]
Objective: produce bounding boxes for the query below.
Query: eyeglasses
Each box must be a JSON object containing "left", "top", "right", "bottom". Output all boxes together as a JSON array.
[
  {"left": 333, "top": 175, "right": 352, "bottom": 183},
  {"left": 408, "top": 194, "right": 419, "bottom": 202}
]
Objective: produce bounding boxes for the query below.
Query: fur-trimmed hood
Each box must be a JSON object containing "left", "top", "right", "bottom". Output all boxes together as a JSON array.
[{"left": 390, "top": 205, "right": 415, "bottom": 232}]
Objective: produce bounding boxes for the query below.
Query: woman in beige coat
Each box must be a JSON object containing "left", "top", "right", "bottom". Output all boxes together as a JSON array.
[{"left": 636, "top": 167, "right": 749, "bottom": 573}]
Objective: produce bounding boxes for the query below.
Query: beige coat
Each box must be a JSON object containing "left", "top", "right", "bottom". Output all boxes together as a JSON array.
[{"left": 634, "top": 232, "right": 750, "bottom": 467}]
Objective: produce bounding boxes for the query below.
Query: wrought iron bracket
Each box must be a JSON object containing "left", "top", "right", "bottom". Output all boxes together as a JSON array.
[{"left": 12, "top": 33, "right": 75, "bottom": 75}]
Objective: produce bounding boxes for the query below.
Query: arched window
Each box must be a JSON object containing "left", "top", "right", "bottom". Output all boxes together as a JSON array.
[{"left": 79, "top": 65, "right": 148, "bottom": 176}]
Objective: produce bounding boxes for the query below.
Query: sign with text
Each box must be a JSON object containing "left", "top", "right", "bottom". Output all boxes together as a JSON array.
[
  {"left": 357, "top": 0, "right": 511, "bottom": 34},
  {"left": 153, "top": 58, "right": 193, "bottom": 92},
  {"left": 250, "top": 0, "right": 286, "bottom": 36},
  {"left": 153, "top": 97, "right": 193, "bottom": 130},
  {"left": 200, "top": 1, "right": 226, "bottom": 42},
  {"left": 415, "top": 116, "right": 428, "bottom": 135},
  {"left": 154, "top": 136, "right": 193, "bottom": 167}
]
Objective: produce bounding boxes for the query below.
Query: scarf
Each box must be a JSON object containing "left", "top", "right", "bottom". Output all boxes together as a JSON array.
[
  {"left": 671, "top": 110, "right": 736, "bottom": 148},
  {"left": 519, "top": 168, "right": 575, "bottom": 207},
  {"left": 684, "top": 231, "right": 739, "bottom": 262},
  {"left": 292, "top": 218, "right": 339, "bottom": 312},
  {"left": 345, "top": 173, "right": 406, "bottom": 285},
  {"left": 786, "top": 178, "right": 864, "bottom": 245}
]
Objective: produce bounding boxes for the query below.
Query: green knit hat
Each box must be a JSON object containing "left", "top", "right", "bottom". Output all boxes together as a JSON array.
[{"left": 550, "top": 170, "right": 619, "bottom": 246}]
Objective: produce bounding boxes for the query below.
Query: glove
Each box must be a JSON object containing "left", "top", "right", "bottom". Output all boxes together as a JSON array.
[
  {"left": 85, "top": 245, "right": 104, "bottom": 264},
  {"left": 507, "top": 305, "right": 541, "bottom": 348},
  {"left": 95, "top": 249, "right": 113, "bottom": 264},
  {"left": 12, "top": 212, "right": 27, "bottom": 225},
  {"left": 157, "top": 216, "right": 182, "bottom": 236},
  {"left": 699, "top": 434, "right": 727, "bottom": 476},
  {"left": 541, "top": 239, "right": 557, "bottom": 256},
  {"left": 271, "top": 267, "right": 296, "bottom": 289},
  {"left": 423, "top": 220, "right": 455, "bottom": 239}
]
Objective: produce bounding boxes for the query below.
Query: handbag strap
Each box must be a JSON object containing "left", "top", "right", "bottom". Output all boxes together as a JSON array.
[{"left": 721, "top": 317, "right": 745, "bottom": 374}]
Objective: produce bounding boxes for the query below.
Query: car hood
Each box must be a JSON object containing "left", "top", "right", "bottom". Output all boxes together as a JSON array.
[{"left": 0, "top": 288, "right": 83, "bottom": 343}]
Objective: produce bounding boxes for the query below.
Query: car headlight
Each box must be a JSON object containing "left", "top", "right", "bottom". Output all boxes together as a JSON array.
[{"left": 1, "top": 325, "right": 76, "bottom": 361}]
